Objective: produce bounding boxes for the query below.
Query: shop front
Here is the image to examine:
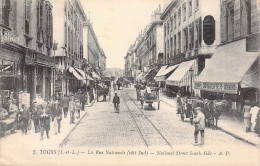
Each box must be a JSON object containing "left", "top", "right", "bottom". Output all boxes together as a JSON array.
[
  {"left": 154, "top": 64, "right": 179, "bottom": 92},
  {"left": 195, "top": 39, "right": 259, "bottom": 113},
  {"left": 165, "top": 59, "right": 198, "bottom": 97}
]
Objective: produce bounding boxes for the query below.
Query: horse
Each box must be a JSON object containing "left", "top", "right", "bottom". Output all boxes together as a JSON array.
[{"left": 202, "top": 100, "right": 229, "bottom": 130}]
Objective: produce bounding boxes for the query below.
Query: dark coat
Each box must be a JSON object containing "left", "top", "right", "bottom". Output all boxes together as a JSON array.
[
  {"left": 39, "top": 107, "right": 52, "bottom": 131},
  {"left": 113, "top": 96, "right": 120, "bottom": 104},
  {"left": 52, "top": 106, "right": 62, "bottom": 121}
]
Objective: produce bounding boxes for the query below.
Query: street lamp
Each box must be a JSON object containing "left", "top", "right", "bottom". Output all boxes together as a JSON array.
[{"left": 189, "top": 68, "right": 194, "bottom": 97}]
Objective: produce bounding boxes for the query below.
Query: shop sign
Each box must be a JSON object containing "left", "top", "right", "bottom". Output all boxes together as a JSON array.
[
  {"left": 166, "top": 80, "right": 180, "bottom": 86},
  {"left": 155, "top": 76, "right": 165, "bottom": 81},
  {"left": 19, "top": 92, "right": 30, "bottom": 108},
  {"left": 0, "top": 65, "right": 14, "bottom": 76},
  {"left": 0, "top": 34, "right": 20, "bottom": 44},
  {"left": 203, "top": 15, "right": 215, "bottom": 45},
  {"left": 195, "top": 82, "right": 238, "bottom": 94}
]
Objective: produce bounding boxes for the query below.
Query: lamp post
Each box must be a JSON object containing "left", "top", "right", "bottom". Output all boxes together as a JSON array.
[{"left": 189, "top": 68, "right": 194, "bottom": 97}]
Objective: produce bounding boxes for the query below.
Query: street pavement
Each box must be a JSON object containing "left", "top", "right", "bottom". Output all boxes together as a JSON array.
[{"left": 62, "top": 87, "right": 258, "bottom": 150}]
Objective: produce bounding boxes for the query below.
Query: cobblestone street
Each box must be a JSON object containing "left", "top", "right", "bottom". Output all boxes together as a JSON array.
[{"left": 62, "top": 88, "right": 258, "bottom": 151}]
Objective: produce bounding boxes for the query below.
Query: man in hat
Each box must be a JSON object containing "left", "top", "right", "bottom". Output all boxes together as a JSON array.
[
  {"left": 69, "top": 96, "right": 76, "bottom": 124},
  {"left": 32, "top": 100, "right": 41, "bottom": 133},
  {"left": 112, "top": 93, "right": 120, "bottom": 112},
  {"left": 52, "top": 100, "right": 62, "bottom": 135},
  {"left": 39, "top": 101, "right": 52, "bottom": 140},
  {"left": 193, "top": 107, "right": 205, "bottom": 146},
  {"left": 18, "top": 104, "right": 30, "bottom": 135},
  {"left": 61, "top": 94, "right": 70, "bottom": 118}
]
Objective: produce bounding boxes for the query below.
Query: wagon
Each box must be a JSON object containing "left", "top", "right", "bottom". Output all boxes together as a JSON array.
[
  {"left": 143, "top": 87, "right": 160, "bottom": 110},
  {"left": 96, "top": 88, "right": 111, "bottom": 102},
  {"left": 180, "top": 97, "right": 199, "bottom": 124}
]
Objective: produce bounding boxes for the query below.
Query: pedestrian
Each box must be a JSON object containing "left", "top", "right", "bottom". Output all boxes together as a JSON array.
[
  {"left": 112, "top": 93, "right": 120, "bottom": 112},
  {"left": 61, "top": 94, "right": 70, "bottom": 118},
  {"left": 53, "top": 100, "right": 62, "bottom": 135},
  {"left": 39, "top": 101, "right": 52, "bottom": 140},
  {"left": 250, "top": 103, "right": 260, "bottom": 132},
  {"left": 32, "top": 100, "right": 40, "bottom": 133},
  {"left": 69, "top": 96, "right": 76, "bottom": 124},
  {"left": 18, "top": 104, "right": 30, "bottom": 135},
  {"left": 80, "top": 92, "right": 86, "bottom": 111},
  {"left": 193, "top": 107, "right": 205, "bottom": 146},
  {"left": 8, "top": 99, "right": 19, "bottom": 132},
  {"left": 75, "top": 99, "right": 81, "bottom": 119},
  {"left": 243, "top": 101, "right": 252, "bottom": 132},
  {"left": 140, "top": 88, "right": 145, "bottom": 109}
]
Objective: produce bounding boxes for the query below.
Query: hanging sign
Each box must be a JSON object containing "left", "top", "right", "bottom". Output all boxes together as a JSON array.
[{"left": 195, "top": 82, "right": 238, "bottom": 94}]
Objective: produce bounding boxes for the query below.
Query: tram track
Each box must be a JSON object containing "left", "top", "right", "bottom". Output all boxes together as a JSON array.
[{"left": 119, "top": 90, "right": 173, "bottom": 149}]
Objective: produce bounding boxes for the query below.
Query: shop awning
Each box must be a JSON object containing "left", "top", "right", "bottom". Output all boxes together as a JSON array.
[
  {"left": 166, "top": 60, "right": 196, "bottom": 86},
  {"left": 74, "top": 68, "right": 94, "bottom": 81},
  {"left": 91, "top": 71, "right": 101, "bottom": 80},
  {"left": 195, "top": 39, "right": 259, "bottom": 94},
  {"left": 144, "top": 68, "right": 158, "bottom": 80},
  {"left": 154, "top": 64, "right": 179, "bottom": 81},
  {"left": 136, "top": 73, "right": 145, "bottom": 80},
  {"left": 68, "top": 67, "right": 84, "bottom": 81}
]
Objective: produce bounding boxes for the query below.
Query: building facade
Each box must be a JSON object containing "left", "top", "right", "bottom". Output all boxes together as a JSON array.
[
  {"left": 0, "top": 0, "right": 54, "bottom": 108},
  {"left": 83, "top": 20, "right": 106, "bottom": 78},
  {"left": 52, "top": 0, "right": 86, "bottom": 95},
  {"left": 195, "top": 0, "right": 260, "bottom": 111},
  {"left": 161, "top": 0, "right": 221, "bottom": 95}
]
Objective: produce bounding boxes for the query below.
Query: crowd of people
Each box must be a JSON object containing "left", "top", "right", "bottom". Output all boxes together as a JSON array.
[{"left": 0, "top": 90, "right": 87, "bottom": 140}]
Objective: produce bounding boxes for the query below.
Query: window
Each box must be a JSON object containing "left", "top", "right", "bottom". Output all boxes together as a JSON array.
[
  {"left": 68, "top": 27, "right": 70, "bottom": 52},
  {"left": 2, "top": 0, "right": 11, "bottom": 27},
  {"left": 174, "top": 13, "right": 177, "bottom": 29},
  {"left": 183, "top": 28, "right": 188, "bottom": 52},
  {"left": 170, "top": 17, "right": 173, "bottom": 32},
  {"left": 68, "top": 2, "right": 70, "bottom": 19},
  {"left": 170, "top": 37, "right": 173, "bottom": 57},
  {"left": 37, "top": 0, "right": 43, "bottom": 29},
  {"left": 183, "top": 3, "right": 186, "bottom": 21},
  {"left": 245, "top": 0, "right": 251, "bottom": 34},
  {"left": 24, "top": 0, "right": 31, "bottom": 35},
  {"left": 227, "top": 2, "right": 234, "bottom": 41},
  {"left": 189, "top": 23, "right": 194, "bottom": 50},
  {"left": 46, "top": 6, "right": 52, "bottom": 35},
  {"left": 195, "top": 0, "right": 199, "bottom": 10},
  {"left": 174, "top": 35, "right": 176, "bottom": 56},
  {"left": 71, "top": 30, "right": 73, "bottom": 54},
  {"left": 167, "top": 20, "right": 169, "bottom": 34},
  {"left": 188, "top": 0, "right": 192, "bottom": 16},
  {"left": 178, "top": 8, "right": 181, "bottom": 26},
  {"left": 178, "top": 32, "right": 181, "bottom": 54},
  {"left": 164, "top": 24, "right": 166, "bottom": 37}
]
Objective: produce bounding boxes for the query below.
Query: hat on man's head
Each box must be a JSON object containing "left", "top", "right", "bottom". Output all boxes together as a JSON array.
[
  {"left": 54, "top": 100, "right": 59, "bottom": 104},
  {"left": 195, "top": 107, "right": 201, "bottom": 111}
]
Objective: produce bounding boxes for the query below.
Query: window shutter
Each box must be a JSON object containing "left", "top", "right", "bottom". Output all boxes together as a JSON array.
[
  {"left": 221, "top": 3, "right": 228, "bottom": 42},
  {"left": 251, "top": 0, "right": 260, "bottom": 33},
  {"left": 234, "top": 0, "right": 241, "bottom": 39},
  {"left": 240, "top": 0, "right": 248, "bottom": 36}
]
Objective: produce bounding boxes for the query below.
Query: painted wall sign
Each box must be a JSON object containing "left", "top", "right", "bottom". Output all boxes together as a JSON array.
[
  {"left": 0, "top": 34, "right": 20, "bottom": 44},
  {"left": 203, "top": 15, "right": 215, "bottom": 45},
  {"left": 0, "top": 65, "right": 14, "bottom": 76}
]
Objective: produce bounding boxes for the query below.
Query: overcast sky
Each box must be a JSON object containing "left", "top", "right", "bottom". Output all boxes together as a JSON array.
[{"left": 81, "top": 0, "right": 165, "bottom": 69}]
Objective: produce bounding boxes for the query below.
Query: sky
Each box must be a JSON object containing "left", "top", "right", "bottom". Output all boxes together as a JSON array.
[{"left": 81, "top": 0, "right": 165, "bottom": 69}]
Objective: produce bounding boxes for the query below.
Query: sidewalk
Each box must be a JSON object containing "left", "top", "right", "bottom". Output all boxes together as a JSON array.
[
  {"left": 159, "top": 92, "right": 260, "bottom": 147},
  {"left": 0, "top": 99, "right": 96, "bottom": 150}
]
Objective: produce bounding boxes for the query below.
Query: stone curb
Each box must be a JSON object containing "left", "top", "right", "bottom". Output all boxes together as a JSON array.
[
  {"left": 59, "top": 99, "right": 96, "bottom": 147},
  {"left": 160, "top": 98, "right": 259, "bottom": 148}
]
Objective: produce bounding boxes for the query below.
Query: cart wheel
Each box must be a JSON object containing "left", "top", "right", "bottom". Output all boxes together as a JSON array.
[
  {"left": 27, "top": 119, "right": 32, "bottom": 130},
  {"left": 158, "top": 101, "right": 160, "bottom": 110}
]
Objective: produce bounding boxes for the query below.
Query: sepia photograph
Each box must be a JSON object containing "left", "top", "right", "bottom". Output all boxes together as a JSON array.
[{"left": 0, "top": 0, "right": 259, "bottom": 165}]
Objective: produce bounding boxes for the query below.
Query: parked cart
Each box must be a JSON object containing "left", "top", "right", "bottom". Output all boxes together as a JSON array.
[
  {"left": 96, "top": 87, "right": 111, "bottom": 102},
  {"left": 143, "top": 87, "right": 160, "bottom": 110}
]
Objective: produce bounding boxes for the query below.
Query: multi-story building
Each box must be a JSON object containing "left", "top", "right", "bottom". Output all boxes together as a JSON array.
[
  {"left": 124, "top": 43, "right": 135, "bottom": 77},
  {"left": 52, "top": 0, "right": 87, "bottom": 94},
  {"left": 83, "top": 19, "right": 106, "bottom": 79},
  {"left": 161, "top": 0, "right": 221, "bottom": 96},
  {"left": 195, "top": 0, "right": 260, "bottom": 111},
  {"left": 0, "top": 0, "right": 54, "bottom": 107}
]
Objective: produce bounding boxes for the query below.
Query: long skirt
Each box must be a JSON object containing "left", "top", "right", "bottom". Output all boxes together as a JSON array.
[{"left": 244, "top": 117, "right": 251, "bottom": 128}]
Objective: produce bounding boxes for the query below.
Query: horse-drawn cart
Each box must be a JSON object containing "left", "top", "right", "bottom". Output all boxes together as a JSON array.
[
  {"left": 142, "top": 87, "right": 160, "bottom": 110},
  {"left": 96, "top": 88, "right": 111, "bottom": 102}
]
